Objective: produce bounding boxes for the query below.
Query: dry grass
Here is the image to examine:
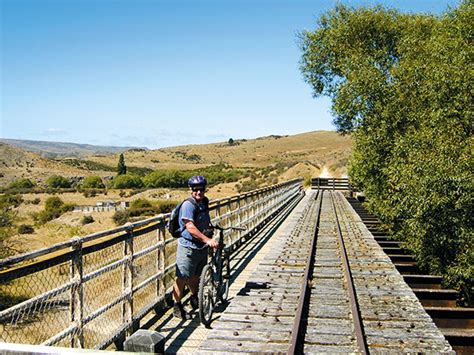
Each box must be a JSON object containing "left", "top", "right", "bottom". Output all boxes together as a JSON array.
[
  {"left": 2, "top": 130, "right": 352, "bottom": 254},
  {"left": 86, "top": 130, "right": 352, "bottom": 172}
]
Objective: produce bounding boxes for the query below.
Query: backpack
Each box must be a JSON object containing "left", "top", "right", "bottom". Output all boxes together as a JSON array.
[{"left": 167, "top": 197, "right": 209, "bottom": 238}]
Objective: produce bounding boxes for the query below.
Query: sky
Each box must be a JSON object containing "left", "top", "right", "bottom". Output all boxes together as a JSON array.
[{"left": 1, "top": 0, "right": 460, "bottom": 149}]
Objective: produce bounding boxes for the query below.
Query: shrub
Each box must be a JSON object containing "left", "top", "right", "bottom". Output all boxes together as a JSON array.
[
  {"left": 18, "top": 224, "right": 34, "bottom": 234},
  {"left": 0, "top": 194, "right": 23, "bottom": 208},
  {"left": 81, "top": 176, "right": 105, "bottom": 189},
  {"left": 9, "top": 178, "right": 35, "bottom": 189},
  {"left": 30, "top": 198, "right": 41, "bottom": 205},
  {"left": 81, "top": 215, "right": 94, "bottom": 225},
  {"left": 46, "top": 175, "right": 71, "bottom": 188},
  {"left": 36, "top": 196, "right": 75, "bottom": 224},
  {"left": 111, "top": 174, "right": 144, "bottom": 189},
  {"left": 130, "top": 198, "right": 153, "bottom": 209},
  {"left": 83, "top": 189, "right": 97, "bottom": 198},
  {"left": 113, "top": 210, "right": 130, "bottom": 225}
]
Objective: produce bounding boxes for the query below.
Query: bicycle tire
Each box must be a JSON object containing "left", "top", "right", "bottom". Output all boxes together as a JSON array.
[
  {"left": 198, "top": 264, "right": 214, "bottom": 326},
  {"left": 218, "top": 258, "right": 230, "bottom": 303}
]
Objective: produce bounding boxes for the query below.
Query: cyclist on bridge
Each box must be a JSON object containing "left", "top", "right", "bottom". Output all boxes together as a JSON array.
[{"left": 172, "top": 175, "right": 219, "bottom": 320}]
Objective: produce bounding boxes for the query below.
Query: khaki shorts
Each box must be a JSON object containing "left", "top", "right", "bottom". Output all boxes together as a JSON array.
[{"left": 176, "top": 243, "right": 208, "bottom": 279}]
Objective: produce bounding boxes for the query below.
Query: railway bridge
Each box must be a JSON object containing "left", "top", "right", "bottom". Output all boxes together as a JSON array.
[{"left": 0, "top": 178, "right": 471, "bottom": 353}]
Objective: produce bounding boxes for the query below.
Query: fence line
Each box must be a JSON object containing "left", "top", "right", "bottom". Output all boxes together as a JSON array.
[{"left": 0, "top": 179, "right": 302, "bottom": 350}]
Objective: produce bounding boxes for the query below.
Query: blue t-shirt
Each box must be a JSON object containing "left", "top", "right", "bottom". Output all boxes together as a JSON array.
[{"left": 178, "top": 198, "right": 211, "bottom": 249}]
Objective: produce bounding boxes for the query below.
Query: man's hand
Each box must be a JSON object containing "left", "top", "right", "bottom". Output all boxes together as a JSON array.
[{"left": 206, "top": 238, "right": 219, "bottom": 249}]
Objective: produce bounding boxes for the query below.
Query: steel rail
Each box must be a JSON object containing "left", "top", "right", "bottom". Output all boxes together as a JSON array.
[
  {"left": 330, "top": 191, "right": 368, "bottom": 354},
  {"left": 288, "top": 190, "right": 323, "bottom": 354}
]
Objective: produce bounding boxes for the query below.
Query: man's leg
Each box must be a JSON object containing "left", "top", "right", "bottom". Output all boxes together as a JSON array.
[
  {"left": 173, "top": 277, "right": 187, "bottom": 304},
  {"left": 187, "top": 275, "right": 199, "bottom": 295}
]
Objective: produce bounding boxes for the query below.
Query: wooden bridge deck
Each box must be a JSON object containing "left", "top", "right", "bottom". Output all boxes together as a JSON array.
[{"left": 140, "top": 191, "right": 452, "bottom": 353}]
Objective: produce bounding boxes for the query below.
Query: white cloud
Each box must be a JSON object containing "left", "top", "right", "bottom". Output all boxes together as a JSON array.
[{"left": 43, "top": 128, "right": 67, "bottom": 135}]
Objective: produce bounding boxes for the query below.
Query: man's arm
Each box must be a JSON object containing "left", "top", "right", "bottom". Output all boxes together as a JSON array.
[{"left": 184, "top": 219, "right": 218, "bottom": 249}]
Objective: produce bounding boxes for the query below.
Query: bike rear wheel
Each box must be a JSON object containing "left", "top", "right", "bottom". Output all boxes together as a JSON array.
[{"left": 198, "top": 264, "right": 214, "bottom": 326}]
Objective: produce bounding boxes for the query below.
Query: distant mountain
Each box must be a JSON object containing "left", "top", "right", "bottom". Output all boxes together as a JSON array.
[{"left": 0, "top": 138, "right": 146, "bottom": 158}]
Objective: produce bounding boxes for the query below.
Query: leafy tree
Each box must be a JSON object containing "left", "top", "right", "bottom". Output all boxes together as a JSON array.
[
  {"left": 117, "top": 153, "right": 127, "bottom": 175},
  {"left": 111, "top": 174, "right": 144, "bottom": 189},
  {"left": 143, "top": 170, "right": 188, "bottom": 188},
  {"left": 46, "top": 175, "right": 71, "bottom": 188},
  {"left": 228, "top": 138, "right": 234, "bottom": 145},
  {"left": 81, "top": 175, "right": 105, "bottom": 189},
  {"left": 300, "top": 1, "right": 473, "bottom": 304}
]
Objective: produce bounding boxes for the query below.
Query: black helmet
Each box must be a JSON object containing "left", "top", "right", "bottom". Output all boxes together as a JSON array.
[{"left": 188, "top": 175, "right": 207, "bottom": 187}]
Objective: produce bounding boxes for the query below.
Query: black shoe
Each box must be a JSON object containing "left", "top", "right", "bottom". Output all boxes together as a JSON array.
[
  {"left": 190, "top": 294, "right": 199, "bottom": 311},
  {"left": 173, "top": 303, "right": 190, "bottom": 320}
]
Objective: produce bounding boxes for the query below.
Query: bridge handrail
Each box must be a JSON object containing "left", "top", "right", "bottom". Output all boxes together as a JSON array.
[{"left": 0, "top": 179, "right": 302, "bottom": 350}]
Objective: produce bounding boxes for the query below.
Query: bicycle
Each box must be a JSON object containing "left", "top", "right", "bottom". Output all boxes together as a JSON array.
[{"left": 198, "top": 224, "right": 246, "bottom": 327}]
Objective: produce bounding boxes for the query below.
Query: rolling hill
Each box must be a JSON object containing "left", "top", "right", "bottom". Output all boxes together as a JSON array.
[
  {"left": 0, "top": 131, "right": 352, "bottom": 188},
  {"left": 88, "top": 130, "right": 352, "bottom": 176},
  {"left": 0, "top": 138, "right": 142, "bottom": 158}
]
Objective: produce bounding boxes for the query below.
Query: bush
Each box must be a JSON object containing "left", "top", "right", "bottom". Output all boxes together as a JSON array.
[
  {"left": 18, "top": 224, "right": 34, "bottom": 234},
  {"left": 36, "top": 196, "right": 75, "bottom": 224},
  {"left": 130, "top": 198, "right": 153, "bottom": 209},
  {"left": 0, "top": 194, "right": 23, "bottom": 208},
  {"left": 81, "top": 215, "right": 94, "bottom": 225},
  {"left": 81, "top": 176, "right": 105, "bottom": 189},
  {"left": 82, "top": 189, "right": 97, "bottom": 198},
  {"left": 46, "top": 175, "right": 71, "bottom": 188},
  {"left": 111, "top": 174, "right": 144, "bottom": 189},
  {"left": 9, "top": 178, "right": 35, "bottom": 189},
  {"left": 30, "top": 198, "right": 41, "bottom": 205},
  {"left": 113, "top": 210, "right": 130, "bottom": 226}
]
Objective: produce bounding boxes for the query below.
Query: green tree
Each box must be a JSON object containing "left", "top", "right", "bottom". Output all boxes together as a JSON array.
[
  {"left": 81, "top": 175, "right": 105, "bottom": 189},
  {"left": 300, "top": 1, "right": 473, "bottom": 303},
  {"left": 46, "top": 175, "right": 71, "bottom": 188},
  {"left": 111, "top": 174, "right": 144, "bottom": 189},
  {"left": 228, "top": 138, "right": 234, "bottom": 145},
  {"left": 117, "top": 153, "right": 127, "bottom": 175}
]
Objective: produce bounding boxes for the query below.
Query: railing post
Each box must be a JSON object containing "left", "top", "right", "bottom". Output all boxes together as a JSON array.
[
  {"left": 157, "top": 219, "right": 165, "bottom": 305},
  {"left": 70, "top": 236, "right": 84, "bottom": 348},
  {"left": 123, "top": 223, "right": 135, "bottom": 337}
]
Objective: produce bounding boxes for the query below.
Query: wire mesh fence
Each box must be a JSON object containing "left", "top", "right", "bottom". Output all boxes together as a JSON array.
[{"left": 0, "top": 179, "right": 302, "bottom": 350}]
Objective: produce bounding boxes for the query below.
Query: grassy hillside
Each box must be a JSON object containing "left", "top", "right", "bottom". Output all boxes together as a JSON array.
[
  {"left": 0, "top": 131, "right": 352, "bottom": 254},
  {"left": 0, "top": 143, "right": 93, "bottom": 187},
  {"left": 88, "top": 131, "right": 352, "bottom": 176},
  {"left": 0, "top": 131, "right": 352, "bottom": 188}
]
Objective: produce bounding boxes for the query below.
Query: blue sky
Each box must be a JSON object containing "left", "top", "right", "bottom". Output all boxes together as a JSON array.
[{"left": 1, "top": 0, "right": 459, "bottom": 149}]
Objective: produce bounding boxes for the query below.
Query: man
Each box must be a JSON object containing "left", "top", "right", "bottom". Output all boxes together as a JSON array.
[{"left": 172, "top": 175, "right": 218, "bottom": 320}]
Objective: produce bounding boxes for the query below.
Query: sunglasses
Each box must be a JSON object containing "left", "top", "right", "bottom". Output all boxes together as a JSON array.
[{"left": 192, "top": 187, "right": 206, "bottom": 192}]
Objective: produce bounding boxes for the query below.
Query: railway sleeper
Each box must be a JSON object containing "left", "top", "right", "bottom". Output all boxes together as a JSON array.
[
  {"left": 403, "top": 274, "right": 443, "bottom": 290},
  {"left": 414, "top": 289, "right": 459, "bottom": 307}
]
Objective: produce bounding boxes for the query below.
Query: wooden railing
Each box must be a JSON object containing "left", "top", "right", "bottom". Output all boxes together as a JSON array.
[
  {"left": 311, "top": 177, "right": 352, "bottom": 191},
  {"left": 0, "top": 179, "right": 302, "bottom": 350}
]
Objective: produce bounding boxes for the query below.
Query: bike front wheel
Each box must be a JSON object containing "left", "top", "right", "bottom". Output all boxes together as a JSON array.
[
  {"left": 218, "top": 258, "right": 230, "bottom": 303},
  {"left": 198, "top": 264, "right": 214, "bottom": 326}
]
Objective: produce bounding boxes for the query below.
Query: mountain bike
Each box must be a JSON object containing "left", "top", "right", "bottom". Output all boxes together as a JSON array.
[{"left": 198, "top": 224, "right": 245, "bottom": 327}]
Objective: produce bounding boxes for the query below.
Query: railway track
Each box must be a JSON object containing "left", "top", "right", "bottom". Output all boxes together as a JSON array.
[
  {"left": 347, "top": 196, "right": 474, "bottom": 355},
  {"left": 200, "top": 190, "right": 452, "bottom": 353}
]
